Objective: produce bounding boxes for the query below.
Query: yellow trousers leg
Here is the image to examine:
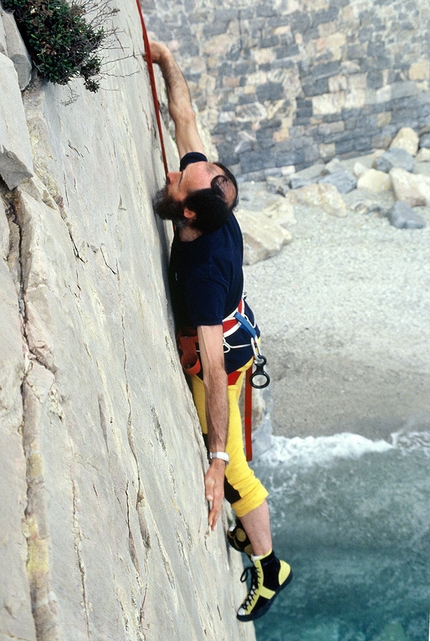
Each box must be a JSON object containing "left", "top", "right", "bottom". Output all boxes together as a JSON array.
[{"left": 190, "top": 364, "right": 268, "bottom": 519}]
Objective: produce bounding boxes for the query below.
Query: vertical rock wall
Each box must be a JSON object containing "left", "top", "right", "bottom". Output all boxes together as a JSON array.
[
  {"left": 0, "top": 3, "right": 255, "bottom": 641},
  {"left": 144, "top": 0, "right": 430, "bottom": 178}
]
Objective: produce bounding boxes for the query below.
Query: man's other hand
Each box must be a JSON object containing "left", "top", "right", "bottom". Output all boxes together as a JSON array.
[{"left": 205, "top": 459, "right": 226, "bottom": 530}]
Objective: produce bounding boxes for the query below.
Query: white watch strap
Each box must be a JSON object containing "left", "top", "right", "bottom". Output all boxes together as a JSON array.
[{"left": 209, "top": 451, "right": 230, "bottom": 464}]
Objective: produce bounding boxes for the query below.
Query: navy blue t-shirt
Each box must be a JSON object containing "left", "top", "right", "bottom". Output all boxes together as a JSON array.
[{"left": 168, "top": 153, "right": 259, "bottom": 373}]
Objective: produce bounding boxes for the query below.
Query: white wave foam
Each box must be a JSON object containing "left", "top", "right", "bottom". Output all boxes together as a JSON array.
[
  {"left": 390, "top": 430, "right": 430, "bottom": 452},
  {"left": 258, "top": 432, "right": 393, "bottom": 468}
]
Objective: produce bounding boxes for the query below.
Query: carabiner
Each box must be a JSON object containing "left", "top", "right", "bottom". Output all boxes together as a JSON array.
[{"left": 249, "top": 355, "right": 270, "bottom": 389}]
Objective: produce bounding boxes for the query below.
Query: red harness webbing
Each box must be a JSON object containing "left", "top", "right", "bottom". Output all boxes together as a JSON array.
[{"left": 135, "top": 0, "right": 169, "bottom": 177}]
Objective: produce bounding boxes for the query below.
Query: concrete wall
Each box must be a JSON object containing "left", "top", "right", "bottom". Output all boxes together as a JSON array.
[
  {"left": 144, "top": 0, "right": 430, "bottom": 178},
  {"left": 0, "top": 3, "right": 256, "bottom": 640}
]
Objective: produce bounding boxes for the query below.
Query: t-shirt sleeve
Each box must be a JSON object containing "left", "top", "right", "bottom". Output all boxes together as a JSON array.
[{"left": 179, "top": 152, "right": 208, "bottom": 171}]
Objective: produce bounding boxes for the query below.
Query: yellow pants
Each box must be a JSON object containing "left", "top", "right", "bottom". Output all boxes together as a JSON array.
[{"left": 190, "top": 361, "right": 268, "bottom": 518}]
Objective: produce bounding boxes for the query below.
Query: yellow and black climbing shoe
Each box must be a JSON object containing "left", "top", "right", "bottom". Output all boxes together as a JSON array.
[
  {"left": 227, "top": 520, "right": 253, "bottom": 557},
  {"left": 237, "top": 551, "right": 293, "bottom": 622}
]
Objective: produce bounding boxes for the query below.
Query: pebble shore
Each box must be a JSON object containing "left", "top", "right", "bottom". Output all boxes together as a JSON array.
[{"left": 241, "top": 152, "right": 430, "bottom": 441}]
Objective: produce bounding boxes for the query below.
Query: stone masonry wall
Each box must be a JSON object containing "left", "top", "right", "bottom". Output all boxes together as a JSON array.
[{"left": 144, "top": 0, "right": 430, "bottom": 178}]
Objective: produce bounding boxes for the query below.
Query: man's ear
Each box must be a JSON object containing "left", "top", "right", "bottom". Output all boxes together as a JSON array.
[{"left": 183, "top": 207, "right": 197, "bottom": 221}]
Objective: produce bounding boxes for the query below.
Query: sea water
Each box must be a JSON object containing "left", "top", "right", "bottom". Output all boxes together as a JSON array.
[{"left": 251, "top": 425, "right": 430, "bottom": 641}]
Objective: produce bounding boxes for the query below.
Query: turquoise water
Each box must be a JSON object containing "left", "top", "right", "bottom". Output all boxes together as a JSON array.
[{"left": 252, "top": 429, "right": 430, "bottom": 641}]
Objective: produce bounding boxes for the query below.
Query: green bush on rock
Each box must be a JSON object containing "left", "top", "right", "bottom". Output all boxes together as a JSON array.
[{"left": 2, "top": 0, "right": 112, "bottom": 91}]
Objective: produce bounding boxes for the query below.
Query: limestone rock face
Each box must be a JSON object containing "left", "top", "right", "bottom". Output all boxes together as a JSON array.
[
  {"left": 286, "top": 183, "right": 348, "bottom": 217},
  {"left": 0, "top": 11, "right": 6, "bottom": 55},
  {"left": 0, "top": 197, "right": 36, "bottom": 641},
  {"left": 0, "top": 53, "right": 34, "bottom": 189},
  {"left": 1, "top": 9, "right": 32, "bottom": 90},
  {"left": 0, "top": 6, "right": 255, "bottom": 641},
  {"left": 390, "top": 167, "right": 430, "bottom": 206}
]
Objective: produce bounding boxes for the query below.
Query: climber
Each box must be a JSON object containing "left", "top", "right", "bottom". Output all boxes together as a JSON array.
[{"left": 150, "top": 40, "right": 292, "bottom": 622}]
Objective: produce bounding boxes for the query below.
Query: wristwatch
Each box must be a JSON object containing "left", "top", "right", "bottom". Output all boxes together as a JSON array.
[{"left": 209, "top": 451, "right": 230, "bottom": 464}]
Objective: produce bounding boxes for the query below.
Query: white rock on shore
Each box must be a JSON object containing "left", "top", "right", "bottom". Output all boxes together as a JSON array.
[
  {"left": 390, "top": 167, "right": 430, "bottom": 206},
  {"left": 236, "top": 206, "right": 292, "bottom": 265},
  {"left": 389, "top": 126, "right": 420, "bottom": 156},
  {"left": 286, "top": 182, "right": 348, "bottom": 217}
]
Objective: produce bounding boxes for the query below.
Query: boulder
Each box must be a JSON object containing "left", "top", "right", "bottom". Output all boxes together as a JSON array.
[
  {"left": 262, "top": 197, "right": 297, "bottom": 228},
  {"left": 419, "top": 132, "right": 430, "bottom": 149},
  {"left": 390, "top": 168, "right": 430, "bottom": 207},
  {"left": 416, "top": 148, "right": 430, "bottom": 162},
  {"left": 389, "top": 127, "right": 420, "bottom": 156},
  {"left": 318, "top": 169, "right": 357, "bottom": 194},
  {"left": 0, "top": 53, "right": 34, "bottom": 189},
  {"left": 353, "top": 200, "right": 385, "bottom": 216},
  {"left": 266, "top": 175, "right": 290, "bottom": 196},
  {"left": 356, "top": 169, "right": 392, "bottom": 192},
  {"left": 321, "top": 157, "right": 342, "bottom": 175},
  {"left": 286, "top": 183, "right": 348, "bottom": 217},
  {"left": 1, "top": 10, "right": 32, "bottom": 90},
  {"left": 375, "top": 148, "right": 414, "bottom": 173},
  {"left": 353, "top": 162, "right": 368, "bottom": 178},
  {"left": 290, "top": 176, "right": 312, "bottom": 189},
  {"left": 235, "top": 207, "right": 292, "bottom": 265},
  {"left": 387, "top": 202, "right": 426, "bottom": 229}
]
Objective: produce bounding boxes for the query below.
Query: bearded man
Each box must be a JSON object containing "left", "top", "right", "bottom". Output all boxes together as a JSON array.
[{"left": 151, "top": 40, "right": 292, "bottom": 622}]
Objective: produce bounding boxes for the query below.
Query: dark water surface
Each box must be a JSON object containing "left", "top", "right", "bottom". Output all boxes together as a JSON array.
[{"left": 252, "top": 429, "right": 430, "bottom": 641}]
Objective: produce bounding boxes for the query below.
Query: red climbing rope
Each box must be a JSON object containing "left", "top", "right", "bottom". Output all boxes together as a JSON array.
[
  {"left": 135, "top": 0, "right": 169, "bottom": 176},
  {"left": 244, "top": 367, "right": 253, "bottom": 462}
]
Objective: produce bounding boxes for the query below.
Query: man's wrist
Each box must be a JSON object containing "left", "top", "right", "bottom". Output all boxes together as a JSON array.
[{"left": 209, "top": 451, "right": 230, "bottom": 464}]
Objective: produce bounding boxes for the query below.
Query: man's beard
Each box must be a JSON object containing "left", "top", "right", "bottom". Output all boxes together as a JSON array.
[{"left": 154, "top": 186, "right": 187, "bottom": 229}]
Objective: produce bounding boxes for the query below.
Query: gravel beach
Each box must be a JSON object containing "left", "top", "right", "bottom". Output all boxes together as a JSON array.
[{"left": 241, "top": 156, "right": 430, "bottom": 441}]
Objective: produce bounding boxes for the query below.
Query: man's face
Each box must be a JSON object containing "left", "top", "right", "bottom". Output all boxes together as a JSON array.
[
  {"left": 154, "top": 161, "right": 237, "bottom": 226},
  {"left": 154, "top": 162, "right": 219, "bottom": 226},
  {"left": 165, "top": 162, "right": 218, "bottom": 202},
  {"left": 153, "top": 184, "right": 187, "bottom": 227}
]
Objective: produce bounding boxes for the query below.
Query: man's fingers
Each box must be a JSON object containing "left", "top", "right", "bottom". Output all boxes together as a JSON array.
[{"left": 204, "top": 465, "right": 225, "bottom": 530}]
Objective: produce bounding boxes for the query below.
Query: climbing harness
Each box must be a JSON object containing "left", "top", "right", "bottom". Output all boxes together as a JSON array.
[
  {"left": 136, "top": 0, "right": 169, "bottom": 176},
  {"left": 233, "top": 310, "right": 270, "bottom": 390},
  {"left": 177, "top": 298, "right": 270, "bottom": 462}
]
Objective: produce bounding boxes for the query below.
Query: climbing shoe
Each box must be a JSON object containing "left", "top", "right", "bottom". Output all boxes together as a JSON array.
[
  {"left": 227, "top": 520, "right": 253, "bottom": 557},
  {"left": 237, "top": 550, "right": 293, "bottom": 622}
]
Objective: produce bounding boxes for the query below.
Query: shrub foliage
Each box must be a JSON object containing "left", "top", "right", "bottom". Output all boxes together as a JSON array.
[{"left": 2, "top": 0, "right": 106, "bottom": 91}]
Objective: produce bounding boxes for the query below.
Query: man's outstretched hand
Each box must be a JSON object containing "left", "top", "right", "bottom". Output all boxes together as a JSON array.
[
  {"left": 148, "top": 40, "right": 170, "bottom": 65},
  {"left": 205, "top": 459, "right": 226, "bottom": 531}
]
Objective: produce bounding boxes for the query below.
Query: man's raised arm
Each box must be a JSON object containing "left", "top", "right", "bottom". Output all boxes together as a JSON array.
[{"left": 150, "top": 41, "right": 205, "bottom": 158}]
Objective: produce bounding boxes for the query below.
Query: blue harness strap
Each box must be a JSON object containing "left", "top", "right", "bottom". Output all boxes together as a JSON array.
[{"left": 234, "top": 311, "right": 258, "bottom": 339}]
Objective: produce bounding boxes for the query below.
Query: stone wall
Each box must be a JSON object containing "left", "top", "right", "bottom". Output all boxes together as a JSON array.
[
  {"left": 144, "top": 0, "right": 430, "bottom": 178},
  {"left": 0, "top": 3, "right": 255, "bottom": 640}
]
